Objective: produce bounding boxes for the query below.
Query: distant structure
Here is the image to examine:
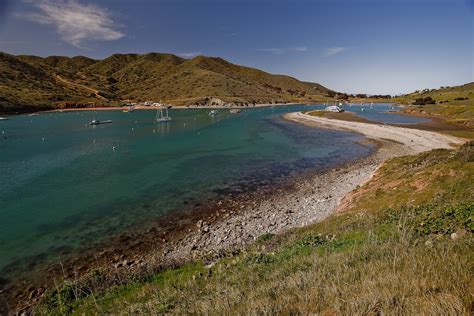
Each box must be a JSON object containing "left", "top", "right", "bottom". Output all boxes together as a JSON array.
[{"left": 325, "top": 105, "right": 344, "bottom": 113}]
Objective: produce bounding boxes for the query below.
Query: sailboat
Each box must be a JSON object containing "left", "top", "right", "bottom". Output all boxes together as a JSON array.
[
  {"left": 155, "top": 106, "right": 171, "bottom": 123},
  {"left": 123, "top": 105, "right": 134, "bottom": 113}
]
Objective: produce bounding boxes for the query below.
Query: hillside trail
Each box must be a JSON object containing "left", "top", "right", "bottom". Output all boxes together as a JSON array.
[{"left": 55, "top": 75, "right": 108, "bottom": 101}]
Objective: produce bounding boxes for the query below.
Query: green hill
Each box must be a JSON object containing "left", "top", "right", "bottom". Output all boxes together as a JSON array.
[
  {"left": 393, "top": 83, "right": 474, "bottom": 127},
  {"left": 0, "top": 52, "right": 333, "bottom": 113}
]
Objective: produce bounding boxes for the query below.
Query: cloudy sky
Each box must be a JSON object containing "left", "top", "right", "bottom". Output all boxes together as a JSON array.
[{"left": 0, "top": 0, "right": 472, "bottom": 95}]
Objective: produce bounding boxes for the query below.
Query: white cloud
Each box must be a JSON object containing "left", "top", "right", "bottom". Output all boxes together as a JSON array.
[
  {"left": 177, "top": 52, "right": 202, "bottom": 58},
  {"left": 325, "top": 47, "right": 348, "bottom": 57},
  {"left": 18, "top": 0, "right": 124, "bottom": 48},
  {"left": 258, "top": 46, "right": 308, "bottom": 54}
]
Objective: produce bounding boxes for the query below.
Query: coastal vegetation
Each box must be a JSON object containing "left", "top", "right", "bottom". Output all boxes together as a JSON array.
[
  {"left": 35, "top": 141, "right": 473, "bottom": 315},
  {"left": 393, "top": 82, "right": 474, "bottom": 128},
  {"left": 0, "top": 52, "right": 333, "bottom": 114}
]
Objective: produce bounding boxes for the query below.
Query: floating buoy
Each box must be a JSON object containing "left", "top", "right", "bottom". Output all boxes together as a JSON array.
[
  {"left": 42, "top": 137, "right": 46, "bottom": 142},
  {"left": 113, "top": 146, "right": 116, "bottom": 151},
  {"left": 93, "top": 139, "right": 96, "bottom": 143}
]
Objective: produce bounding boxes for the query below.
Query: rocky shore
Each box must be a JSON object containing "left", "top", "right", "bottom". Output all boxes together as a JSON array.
[{"left": 3, "top": 112, "right": 463, "bottom": 313}]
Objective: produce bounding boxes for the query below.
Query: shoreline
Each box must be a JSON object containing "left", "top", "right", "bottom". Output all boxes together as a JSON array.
[
  {"left": 38, "top": 102, "right": 299, "bottom": 114},
  {"left": 286, "top": 112, "right": 463, "bottom": 152},
  {"left": 0, "top": 103, "right": 299, "bottom": 116},
  {"left": 303, "top": 110, "right": 471, "bottom": 141},
  {"left": 2, "top": 112, "right": 465, "bottom": 313}
]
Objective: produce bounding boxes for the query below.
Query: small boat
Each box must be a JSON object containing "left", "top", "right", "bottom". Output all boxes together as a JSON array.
[
  {"left": 89, "top": 119, "right": 112, "bottom": 125},
  {"left": 209, "top": 110, "right": 219, "bottom": 116},
  {"left": 0, "top": 117, "right": 8, "bottom": 121},
  {"left": 325, "top": 105, "right": 344, "bottom": 113},
  {"left": 155, "top": 106, "right": 171, "bottom": 123},
  {"left": 229, "top": 109, "right": 242, "bottom": 114}
]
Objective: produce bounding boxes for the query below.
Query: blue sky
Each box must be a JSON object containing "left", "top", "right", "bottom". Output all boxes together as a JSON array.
[{"left": 0, "top": 0, "right": 472, "bottom": 95}]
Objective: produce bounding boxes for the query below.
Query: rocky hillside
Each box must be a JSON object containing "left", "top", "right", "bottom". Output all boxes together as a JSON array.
[{"left": 0, "top": 52, "right": 334, "bottom": 113}]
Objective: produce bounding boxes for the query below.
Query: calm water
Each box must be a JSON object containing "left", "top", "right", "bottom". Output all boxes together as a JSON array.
[{"left": 0, "top": 104, "right": 427, "bottom": 279}]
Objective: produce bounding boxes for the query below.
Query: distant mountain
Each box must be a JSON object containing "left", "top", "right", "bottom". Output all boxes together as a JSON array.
[{"left": 0, "top": 52, "right": 334, "bottom": 113}]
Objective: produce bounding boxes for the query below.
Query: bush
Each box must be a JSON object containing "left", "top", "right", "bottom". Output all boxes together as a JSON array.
[{"left": 413, "top": 96, "right": 435, "bottom": 105}]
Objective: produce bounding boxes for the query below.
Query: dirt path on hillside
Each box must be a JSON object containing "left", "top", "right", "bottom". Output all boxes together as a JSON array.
[{"left": 55, "top": 75, "right": 108, "bottom": 101}]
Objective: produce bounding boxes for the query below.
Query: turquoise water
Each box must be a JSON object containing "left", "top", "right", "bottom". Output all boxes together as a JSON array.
[{"left": 0, "top": 104, "right": 426, "bottom": 280}]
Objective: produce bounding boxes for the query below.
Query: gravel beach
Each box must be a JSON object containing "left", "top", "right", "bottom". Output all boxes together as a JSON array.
[{"left": 154, "top": 112, "right": 464, "bottom": 264}]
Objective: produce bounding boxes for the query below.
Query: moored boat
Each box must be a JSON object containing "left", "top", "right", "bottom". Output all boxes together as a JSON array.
[
  {"left": 89, "top": 119, "right": 112, "bottom": 125},
  {"left": 155, "top": 106, "right": 171, "bottom": 123}
]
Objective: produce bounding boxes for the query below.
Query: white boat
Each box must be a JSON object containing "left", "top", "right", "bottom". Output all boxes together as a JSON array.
[
  {"left": 209, "top": 110, "right": 219, "bottom": 116},
  {"left": 0, "top": 117, "right": 8, "bottom": 121},
  {"left": 155, "top": 106, "right": 171, "bottom": 123},
  {"left": 89, "top": 119, "right": 112, "bottom": 125},
  {"left": 325, "top": 105, "right": 344, "bottom": 113}
]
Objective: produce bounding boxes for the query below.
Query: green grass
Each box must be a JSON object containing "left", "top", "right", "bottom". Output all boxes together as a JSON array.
[
  {"left": 306, "top": 110, "right": 326, "bottom": 117},
  {"left": 35, "top": 142, "right": 474, "bottom": 315},
  {"left": 393, "top": 82, "right": 474, "bottom": 127}
]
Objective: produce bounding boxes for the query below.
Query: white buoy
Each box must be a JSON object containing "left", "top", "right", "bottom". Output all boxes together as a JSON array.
[
  {"left": 93, "top": 139, "right": 96, "bottom": 143},
  {"left": 42, "top": 137, "right": 46, "bottom": 142},
  {"left": 113, "top": 146, "right": 116, "bottom": 151}
]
